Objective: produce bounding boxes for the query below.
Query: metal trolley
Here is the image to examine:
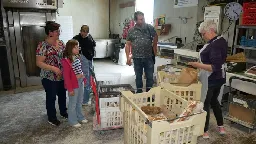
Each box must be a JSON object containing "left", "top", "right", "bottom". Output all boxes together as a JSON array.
[{"left": 225, "top": 76, "right": 256, "bottom": 132}]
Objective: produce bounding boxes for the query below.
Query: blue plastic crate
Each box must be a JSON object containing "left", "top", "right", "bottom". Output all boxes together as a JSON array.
[
  {"left": 240, "top": 40, "right": 247, "bottom": 46},
  {"left": 246, "top": 40, "right": 254, "bottom": 47}
]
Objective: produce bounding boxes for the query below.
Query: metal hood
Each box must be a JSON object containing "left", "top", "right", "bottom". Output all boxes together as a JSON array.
[{"left": 3, "top": 0, "right": 62, "bottom": 10}]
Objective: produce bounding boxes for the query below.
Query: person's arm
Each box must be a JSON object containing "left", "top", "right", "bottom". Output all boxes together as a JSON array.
[
  {"left": 188, "top": 43, "right": 224, "bottom": 72},
  {"left": 125, "top": 41, "right": 132, "bottom": 60},
  {"left": 61, "top": 59, "right": 73, "bottom": 93},
  {"left": 209, "top": 43, "right": 225, "bottom": 73},
  {"left": 36, "top": 56, "right": 56, "bottom": 71},
  {"left": 36, "top": 43, "right": 61, "bottom": 74},
  {"left": 126, "top": 29, "right": 133, "bottom": 63},
  {"left": 90, "top": 34, "right": 96, "bottom": 47},
  {"left": 188, "top": 62, "right": 212, "bottom": 72},
  {"left": 149, "top": 25, "right": 158, "bottom": 55},
  {"left": 153, "top": 33, "right": 158, "bottom": 55}
]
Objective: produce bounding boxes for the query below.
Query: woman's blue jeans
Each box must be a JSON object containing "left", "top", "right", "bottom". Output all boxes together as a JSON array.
[{"left": 68, "top": 78, "right": 85, "bottom": 125}]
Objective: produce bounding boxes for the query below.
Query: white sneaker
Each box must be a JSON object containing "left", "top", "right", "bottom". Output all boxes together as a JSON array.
[
  {"left": 73, "top": 123, "right": 82, "bottom": 128},
  {"left": 80, "top": 119, "right": 88, "bottom": 124},
  {"left": 82, "top": 103, "right": 88, "bottom": 106}
]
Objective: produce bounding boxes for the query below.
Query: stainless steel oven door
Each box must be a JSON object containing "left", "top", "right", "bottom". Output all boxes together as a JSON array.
[
  {"left": 6, "top": 11, "right": 56, "bottom": 87},
  {"left": 22, "top": 26, "right": 45, "bottom": 85}
]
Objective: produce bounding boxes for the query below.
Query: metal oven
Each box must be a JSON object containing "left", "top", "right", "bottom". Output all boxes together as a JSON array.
[{"left": 2, "top": 0, "right": 60, "bottom": 87}]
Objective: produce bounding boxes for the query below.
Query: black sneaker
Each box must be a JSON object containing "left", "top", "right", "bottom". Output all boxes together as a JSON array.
[
  {"left": 61, "top": 113, "right": 68, "bottom": 120},
  {"left": 48, "top": 119, "right": 61, "bottom": 126}
]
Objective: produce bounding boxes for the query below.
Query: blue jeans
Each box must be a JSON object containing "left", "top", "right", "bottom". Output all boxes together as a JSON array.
[
  {"left": 68, "top": 78, "right": 85, "bottom": 125},
  {"left": 81, "top": 55, "right": 93, "bottom": 104},
  {"left": 133, "top": 57, "right": 154, "bottom": 93}
]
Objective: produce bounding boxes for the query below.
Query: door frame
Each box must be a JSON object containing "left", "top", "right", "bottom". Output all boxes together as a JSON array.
[{"left": 6, "top": 11, "right": 56, "bottom": 87}]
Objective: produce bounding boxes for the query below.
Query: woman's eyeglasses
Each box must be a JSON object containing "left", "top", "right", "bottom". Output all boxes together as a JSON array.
[
  {"left": 54, "top": 29, "right": 62, "bottom": 33},
  {"left": 75, "top": 46, "right": 81, "bottom": 50}
]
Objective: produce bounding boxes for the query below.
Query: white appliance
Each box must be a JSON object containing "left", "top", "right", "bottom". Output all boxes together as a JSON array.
[
  {"left": 204, "top": 6, "right": 222, "bottom": 33},
  {"left": 94, "top": 39, "right": 119, "bottom": 58},
  {"left": 118, "top": 48, "right": 126, "bottom": 66}
]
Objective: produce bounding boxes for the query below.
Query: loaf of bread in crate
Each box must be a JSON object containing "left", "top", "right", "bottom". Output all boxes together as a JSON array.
[
  {"left": 141, "top": 106, "right": 177, "bottom": 121},
  {"left": 141, "top": 106, "right": 162, "bottom": 115},
  {"left": 141, "top": 106, "right": 166, "bottom": 121}
]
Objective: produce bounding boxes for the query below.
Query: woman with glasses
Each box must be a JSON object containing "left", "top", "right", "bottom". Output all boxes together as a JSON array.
[
  {"left": 188, "top": 20, "right": 227, "bottom": 138},
  {"left": 36, "top": 21, "right": 68, "bottom": 126}
]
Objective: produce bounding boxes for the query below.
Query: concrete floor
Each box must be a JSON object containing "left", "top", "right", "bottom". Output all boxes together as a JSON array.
[{"left": 0, "top": 59, "right": 255, "bottom": 144}]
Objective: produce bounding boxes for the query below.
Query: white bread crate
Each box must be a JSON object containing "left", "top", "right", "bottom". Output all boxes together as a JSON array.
[
  {"left": 157, "top": 70, "right": 202, "bottom": 101},
  {"left": 159, "top": 82, "right": 202, "bottom": 101},
  {"left": 120, "top": 87, "right": 206, "bottom": 144},
  {"left": 157, "top": 71, "right": 181, "bottom": 84},
  {"left": 99, "top": 95, "right": 120, "bottom": 111},
  {"left": 100, "top": 109, "right": 123, "bottom": 129},
  {"left": 96, "top": 73, "right": 121, "bottom": 86},
  {"left": 99, "top": 92, "right": 123, "bottom": 129}
]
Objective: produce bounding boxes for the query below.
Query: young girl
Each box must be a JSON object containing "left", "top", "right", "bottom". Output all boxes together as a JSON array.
[{"left": 62, "top": 40, "right": 88, "bottom": 128}]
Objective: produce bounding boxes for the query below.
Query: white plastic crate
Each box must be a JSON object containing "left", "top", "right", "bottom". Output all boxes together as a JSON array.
[
  {"left": 157, "top": 71, "right": 180, "bottom": 84},
  {"left": 100, "top": 109, "right": 123, "bottom": 129},
  {"left": 96, "top": 73, "right": 121, "bottom": 85},
  {"left": 120, "top": 87, "right": 206, "bottom": 144},
  {"left": 159, "top": 82, "right": 202, "bottom": 101},
  {"left": 100, "top": 97, "right": 120, "bottom": 111},
  {"left": 98, "top": 92, "right": 123, "bottom": 129}
]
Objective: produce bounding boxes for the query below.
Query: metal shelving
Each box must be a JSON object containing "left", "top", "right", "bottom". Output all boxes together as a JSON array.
[
  {"left": 233, "top": 45, "right": 256, "bottom": 54},
  {"left": 237, "top": 25, "right": 256, "bottom": 29},
  {"left": 234, "top": 45, "right": 256, "bottom": 50},
  {"left": 233, "top": 25, "right": 256, "bottom": 54},
  {"left": 247, "top": 59, "right": 256, "bottom": 64}
]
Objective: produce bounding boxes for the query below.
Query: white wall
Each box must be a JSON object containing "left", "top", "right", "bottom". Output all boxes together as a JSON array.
[
  {"left": 110, "top": 0, "right": 135, "bottom": 36},
  {"left": 154, "top": 0, "right": 205, "bottom": 44},
  {"left": 154, "top": 0, "right": 235, "bottom": 48},
  {"left": 110, "top": 0, "right": 235, "bottom": 50},
  {"left": 58, "top": 0, "right": 109, "bottom": 39}
]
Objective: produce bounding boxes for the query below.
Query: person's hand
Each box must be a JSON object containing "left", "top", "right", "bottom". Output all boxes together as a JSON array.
[
  {"left": 69, "top": 91, "right": 75, "bottom": 96},
  {"left": 153, "top": 47, "right": 157, "bottom": 56},
  {"left": 126, "top": 57, "right": 132, "bottom": 66},
  {"left": 52, "top": 66, "right": 62, "bottom": 75},
  {"left": 188, "top": 62, "right": 200, "bottom": 68}
]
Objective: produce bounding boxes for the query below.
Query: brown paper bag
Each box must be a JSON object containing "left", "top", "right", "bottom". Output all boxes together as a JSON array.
[{"left": 177, "top": 68, "right": 198, "bottom": 86}]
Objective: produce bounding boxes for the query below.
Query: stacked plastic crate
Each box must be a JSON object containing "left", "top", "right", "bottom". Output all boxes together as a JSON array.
[
  {"left": 240, "top": 36, "right": 256, "bottom": 48},
  {"left": 242, "top": 2, "right": 256, "bottom": 26},
  {"left": 98, "top": 85, "right": 134, "bottom": 129},
  {"left": 98, "top": 91, "right": 123, "bottom": 129},
  {"left": 157, "top": 65, "right": 202, "bottom": 101},
  {"left": 93, "top": 72, "right": 135, "bottom": 130},
  {"left": 120, "top": 87, "right": 207, "bottom": 144}
]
